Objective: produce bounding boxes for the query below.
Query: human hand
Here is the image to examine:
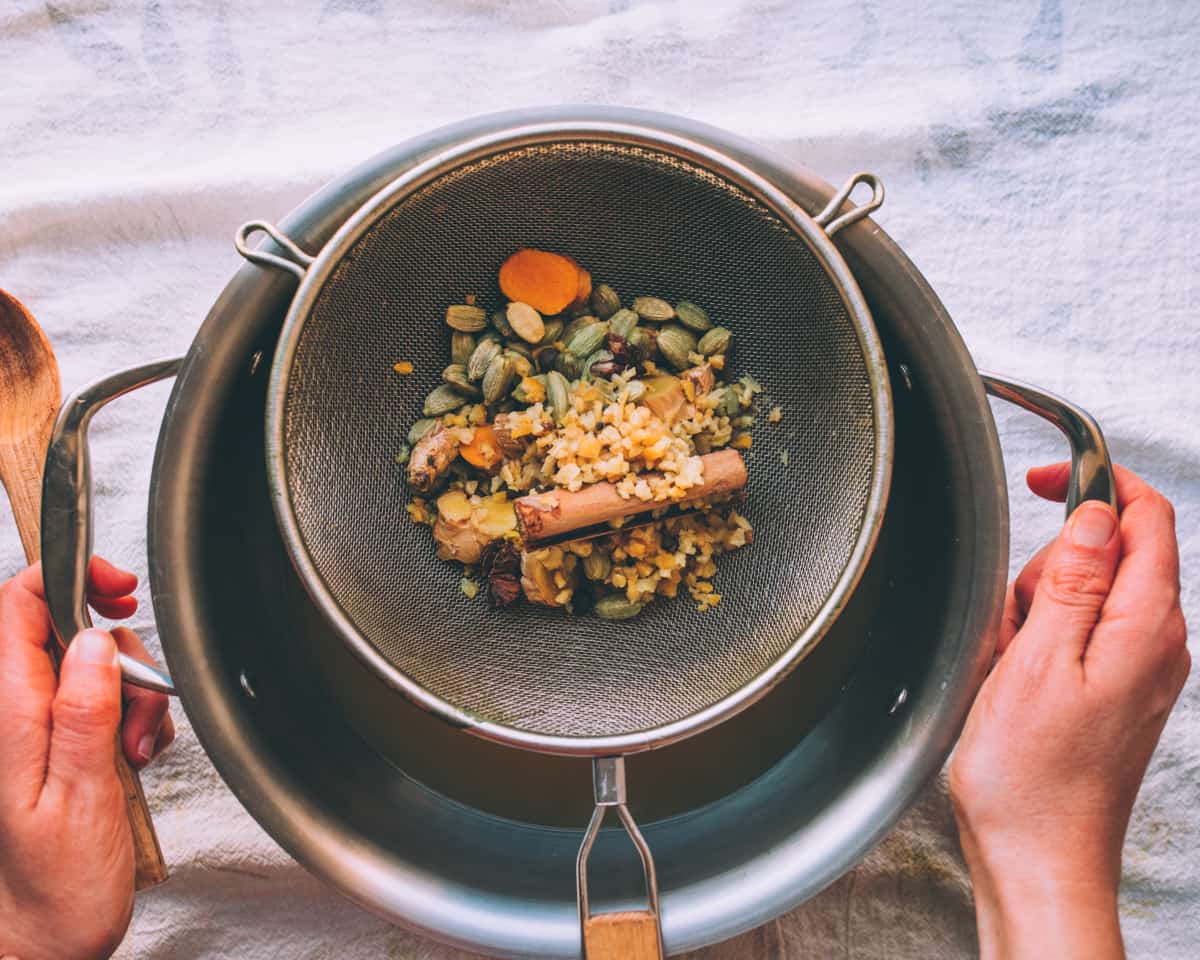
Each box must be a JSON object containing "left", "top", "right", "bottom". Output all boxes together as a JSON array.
[
  {"left": 0, "top": 559, "right": 175, "bottom": 960},
  {"left": 949, "top": 463, "right": 1189, "bottom": 960}
]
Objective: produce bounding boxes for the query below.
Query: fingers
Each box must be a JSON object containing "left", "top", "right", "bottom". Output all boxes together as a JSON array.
[
  {"left": 1107, "top": 476, "right": 1180, "bottom": 610},
  {"left": 1013, "top": 541, "right": 1054, "bottom": 620},
  {"left": 1016, "top": 500, "right": 1121, "bottom": 664},
  {"left": 1028, "top": 460, "right": 1173, "bottom": 524},
  {"left": 1093, "top": 497, "right": 1184, "bottom": 677},
  {"left": 44, "top": 629, "right": 123, "bottom": 801},
  {"left": 10, "top": 558, "right": 139, "bottom": 619},
  {"left": 995, "top": 541, "right": 1054, "bottom": 660},
  {"left": 0, "top": 568, "right": 57, "bottom": 808},
  {"left": 113, "top": 627, "right": 174, "bottom": 767},
  {"left": 1029, "top": 462, "right": 1183, "bottom": 676},
  {"left": 0, "top": 560, "right": 144, "bottom": 813},
  {"left": 8, "top": 560, "right": 49, "bottom": 599},
  {"left": 86, "top": 556, "right": 139, "bottom": 598},
  {"left": 1026, "top": 461, "right": 1072, "bottom": 501},
  {"left": 89, "top": 594, "right": 138, "bottom": 619},
  {"left": 996, "top": 582, "right": 1023, "bottom": 659},
  {"left": 88, "top": 557, "right": 138, "bottom": 620}
]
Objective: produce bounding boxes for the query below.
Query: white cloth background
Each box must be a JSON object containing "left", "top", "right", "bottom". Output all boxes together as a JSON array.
[{"left": 2, "top": 1, "right": 1197, "bottom": 957}]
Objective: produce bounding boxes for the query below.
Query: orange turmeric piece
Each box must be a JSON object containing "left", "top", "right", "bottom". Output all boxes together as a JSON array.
[
  {"left": 572, "top": 264, "right": 592, "bottom": 310},
  {"left": 499, "top": 249, "right": 584, "bottom": 315},
  {"left": 460, "top": 424, "right": 503, "bottom": 471}
]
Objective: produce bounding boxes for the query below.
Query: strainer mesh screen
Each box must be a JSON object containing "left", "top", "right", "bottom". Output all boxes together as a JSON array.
[{"left": 283, "top": 142, "right": 876, "bottom": 739}]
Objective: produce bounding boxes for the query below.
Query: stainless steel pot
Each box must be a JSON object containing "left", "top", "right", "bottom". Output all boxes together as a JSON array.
[{"left": 41, "top": 108, "right": 1113, "bottom": 958}]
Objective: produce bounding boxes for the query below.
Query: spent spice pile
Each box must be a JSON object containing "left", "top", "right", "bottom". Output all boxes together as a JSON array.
[{"left": 397, "top": 248, "right": 764, "bottom": 619}]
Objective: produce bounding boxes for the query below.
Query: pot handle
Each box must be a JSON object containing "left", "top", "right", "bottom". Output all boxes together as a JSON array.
[
  {"left": 576, "top": 757, "right": 663, "bottom": 959},
  {"left": 981, "top": 372, "right": 1117, "bottom": 515},
  {"left": 42, "top": 359, "right": 183, "bottom": 695},
  {"left": 235, "top": 221, "right": 315, "bottom": 278}
]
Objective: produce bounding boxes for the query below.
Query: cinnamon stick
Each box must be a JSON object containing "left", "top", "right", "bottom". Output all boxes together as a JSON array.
[{"left": 514, "top": 448, "right": 747, "bottom": 544}]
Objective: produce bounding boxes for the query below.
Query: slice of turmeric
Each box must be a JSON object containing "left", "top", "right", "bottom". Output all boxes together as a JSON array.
[
  {"left": 460, "top": 424, "right": 503, "bottom": 471},
  {"left": 572, "top": 264, "right": 592, "bottom": 310},
  {"left": 499, "top": 249, "right": 584, "bottom": 315}
]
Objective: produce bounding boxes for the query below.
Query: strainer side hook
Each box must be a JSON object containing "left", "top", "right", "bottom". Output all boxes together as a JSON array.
[
  {"left": 813, "top": 172, "right": 885, "bottom": 237},
  {"left": 235, "top": 221, "right": 316, "bottom": 278}
]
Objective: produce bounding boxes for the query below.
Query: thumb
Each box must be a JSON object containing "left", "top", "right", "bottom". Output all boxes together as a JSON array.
[
  {"left": 1018, "top": 501, "right": 1121, "bottom": 662},
  {"left": 46, "top": 628, "right": 123, "bottom": 792}
]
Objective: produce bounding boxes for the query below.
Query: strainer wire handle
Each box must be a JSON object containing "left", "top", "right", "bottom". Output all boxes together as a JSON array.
[
  {"left": 981, "top": 371, "right": 1117, "bottom": 516},
  {"left": 576, "top": 757, "right": 663, "bottom": 959},
  {"left": 235, "top": 220, "right": 316, "bottom": 279},
  {"left": 813, "top": 172, "right": 886, "bottom": 237}
]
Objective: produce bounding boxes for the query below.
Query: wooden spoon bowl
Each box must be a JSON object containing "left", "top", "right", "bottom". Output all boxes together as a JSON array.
[{"left": 0, "top": 291, "right": 61, "bottom": 560}]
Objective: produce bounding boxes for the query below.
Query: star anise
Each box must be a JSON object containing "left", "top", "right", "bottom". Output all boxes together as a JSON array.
[
  {"left": 480, "top": 539, "right": 522, "bottom": 609},
  {"left": 589, "top": 332, "right": 635, "bottom": 379}
]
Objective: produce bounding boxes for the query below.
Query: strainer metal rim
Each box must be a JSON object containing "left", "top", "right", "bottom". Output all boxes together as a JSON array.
[{"left": 260, "top": 120, "right": 894, "bottom": 757}]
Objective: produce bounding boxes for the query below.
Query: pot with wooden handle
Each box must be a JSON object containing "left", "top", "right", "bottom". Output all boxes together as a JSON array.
[{"left": 0, "top": 290, "right": 168, "bottom": 890}]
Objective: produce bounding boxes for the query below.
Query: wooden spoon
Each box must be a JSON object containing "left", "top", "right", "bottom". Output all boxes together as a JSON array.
[{"left": 0, "top": 289, "right": 168, "bottom": 890}]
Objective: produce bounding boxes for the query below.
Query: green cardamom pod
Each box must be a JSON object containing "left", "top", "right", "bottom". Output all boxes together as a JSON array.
[
  {"left": 582, "top": 551, "right": 612, "bottom": 581},
  {"left": 564, "top": 320, "right": 610, "bottom": 358},
  {"left": 656, "top": 324, "right": 699, "bottom": 371},
  {"left": 546, "top": 370, "right": 572, "bottom": 423},
  {"left": 482, "top": 354, "right": 519, "bottom": 406},
  {"left": 504, "top": 350, "right": 533, "bottom": 378},
  {"left": 491, "top": 309, "right": 514, "bottom": 338},
  {"left": 594, "top": 595, "right": 646, "bottom": 619},
  {"left": 675, "top": 300, "right": 713, "bottom": 332},
  {"left": 445, "top": 304, "right": 488, "bottom": 332},
  {"left": 407, "top": 418, "right": 439, "bottom": 445},
  {"left": 442, "top": 363, "right": 482, "bottom": 396},
  {"left": 697, "top": 326, "right": 732, "bottom": 356},
  {"left": 539, "top": 317, "right": 564, "bottom": 345},
  {"left": 589, "top": 283, "right": 621, "bottom": 319},
  {"left": 423, "top": 384, "right": 469, "bottom": 417},
  {"left": 631, "top": 296, "right": 674, "bottom": 323},
  {"left": 561, "top": 314, "right": 597, "bottom": 344},
  {"left": 628, "top": 327, "right": 658, "bottom": 364},
  {"left": 450, "top": 332, "right": 476, "bottom": 366},
  {"left": 467, "top": 336, "right": 502, "bottom": 381},
  {"left": 608, "top": 308, "right": 638, "bottom": 340},
  {"left": 555, "top": 349, "right": 583, "bottom": 380}
]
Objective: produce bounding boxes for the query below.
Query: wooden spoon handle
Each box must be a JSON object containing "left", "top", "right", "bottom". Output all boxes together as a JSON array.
[{"left": 0, "top": 427, "right": 168, "bottom": 890}]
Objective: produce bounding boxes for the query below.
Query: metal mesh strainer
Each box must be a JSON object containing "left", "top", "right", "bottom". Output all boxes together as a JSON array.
[
  {"left": 236, "top": 123, "right": 891, "bottom": 955},
  {"left": 241, "top": 131, "right": 891, "bottom": 753}
]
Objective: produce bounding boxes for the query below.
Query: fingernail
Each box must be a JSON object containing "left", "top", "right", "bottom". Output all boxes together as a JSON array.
[
  {"left": 1070, "top": 502, "right": 1117, "bottom": 548},
  {"left": 138, "top": 734, "right": 156, "bottom": 763},
  {"left": 73, "top": 628, "right": 119, "bottom": 665}
]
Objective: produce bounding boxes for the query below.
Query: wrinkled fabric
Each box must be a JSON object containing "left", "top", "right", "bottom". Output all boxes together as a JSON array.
[{"left": 1, "top": 1, "right": 1196, "bottom": 957}]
